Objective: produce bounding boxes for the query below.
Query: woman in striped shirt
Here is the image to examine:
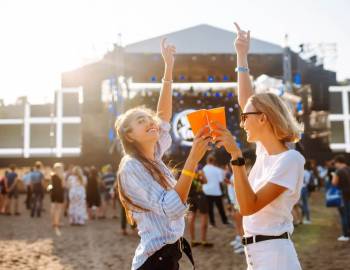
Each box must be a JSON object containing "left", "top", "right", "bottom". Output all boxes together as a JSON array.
[{"left": 115, "top": 39, "right": 210, "bottom": 270}]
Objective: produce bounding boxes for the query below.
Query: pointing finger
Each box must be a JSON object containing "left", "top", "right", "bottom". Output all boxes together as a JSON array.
[
  {"left": 161, "top": 38, "right": 167, "bottom": 50},
  {"left": 234, "top": 22, "right": 241, "bottom": 32}
]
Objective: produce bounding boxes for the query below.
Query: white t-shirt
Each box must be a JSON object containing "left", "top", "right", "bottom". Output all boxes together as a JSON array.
[
  {"left": 202, "top": 164, "right": 225, "bottom": 196},
  {"left": 243, "top": 142, "right": 305, "bottom": 237}
]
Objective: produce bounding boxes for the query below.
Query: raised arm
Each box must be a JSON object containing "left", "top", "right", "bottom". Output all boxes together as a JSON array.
[
  {"left": 234, "top": 22, "right": 254, "bottom": 110},
  {"left": 157, "top": 38, "right": 176, "bottom": 122}
]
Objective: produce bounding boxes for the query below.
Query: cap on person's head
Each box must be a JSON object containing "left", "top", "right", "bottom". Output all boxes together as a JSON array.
[{"left": 334, "top": 155, "right": 347, "bottom": 164}]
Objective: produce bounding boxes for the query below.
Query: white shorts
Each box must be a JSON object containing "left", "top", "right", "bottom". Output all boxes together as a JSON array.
[{"left": 244, "top": 238, "right": 302, "bottom": 270}]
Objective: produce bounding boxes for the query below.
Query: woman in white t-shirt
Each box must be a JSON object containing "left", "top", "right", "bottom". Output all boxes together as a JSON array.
[{"left": 212, "top": 23, "right": 305, "bottom": 270}]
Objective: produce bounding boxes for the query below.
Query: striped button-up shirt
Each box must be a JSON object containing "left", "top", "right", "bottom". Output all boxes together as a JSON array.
[{"left": 118, "top": 121, "right": 187, "bottom": 270}]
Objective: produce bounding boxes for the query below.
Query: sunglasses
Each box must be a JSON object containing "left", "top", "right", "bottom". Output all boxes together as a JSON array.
[{"left": 240, "top": 112, "right": 263, "bottom": 123}]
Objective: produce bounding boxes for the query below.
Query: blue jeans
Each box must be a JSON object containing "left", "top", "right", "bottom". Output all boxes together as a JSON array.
[
  {"left": 338, "top": 199, "right": 350, "bottom": 237},
  {"left": 301, "top": 187, "right": 310, "bottom": 221}
]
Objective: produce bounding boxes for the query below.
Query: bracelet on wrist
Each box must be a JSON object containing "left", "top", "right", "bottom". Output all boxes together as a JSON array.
[
  {"left": 235, "top": 66, "right": 249, "bottom": 73},
  {"left": 162, "top": 78, "right": 173, "bottom": 83}
]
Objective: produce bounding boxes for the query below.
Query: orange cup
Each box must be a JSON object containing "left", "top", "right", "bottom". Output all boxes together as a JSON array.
[{"left": 187, "top": 107, "right": 226, "bottom": 138}]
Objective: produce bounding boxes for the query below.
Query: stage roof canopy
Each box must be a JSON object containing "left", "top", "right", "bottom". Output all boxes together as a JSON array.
[{"left": 125, "top": 24, "right": 283, "bottom": 55}]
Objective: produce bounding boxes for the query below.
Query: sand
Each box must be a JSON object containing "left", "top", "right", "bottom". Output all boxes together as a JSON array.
[{"left": 0, "top": 192, "right": 349, "bottom": 270}]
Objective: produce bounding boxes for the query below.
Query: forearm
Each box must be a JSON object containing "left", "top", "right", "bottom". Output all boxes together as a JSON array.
[
  {"left": 230, "top": 151, "right": 256, "bottom": 215},
  {"left": 237, "top": 54, "right": 254, "bottom": 109},
  {"left": 174, "top": 154, "right": 198, "bottom": 203},
  {"left": 232, "top": 165, "right": 257, "bottom": 215},
  {"left": 157, "top": 65, "right": 173, "bottom": 122}
]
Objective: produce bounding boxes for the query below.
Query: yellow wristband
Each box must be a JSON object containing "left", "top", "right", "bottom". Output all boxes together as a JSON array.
[{"left": 182, "top": 169, "right": 196, "bottom": 178}]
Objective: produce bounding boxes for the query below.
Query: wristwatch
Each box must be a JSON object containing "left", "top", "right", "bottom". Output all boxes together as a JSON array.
[{"left": 230, "top": 157, "right": 245, "bottom": 166}]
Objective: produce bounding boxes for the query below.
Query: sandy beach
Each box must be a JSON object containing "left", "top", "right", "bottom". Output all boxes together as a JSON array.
[{"left": 0, "top": 192, "right": 349, "bottom": 270}]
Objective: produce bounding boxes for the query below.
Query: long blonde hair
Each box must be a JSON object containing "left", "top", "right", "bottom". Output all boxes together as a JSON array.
[
  {"left": 52, "top": 163, "right": 64, "bottom": 186},
  {"left": 248, "top": 93, "right": 303, "bottom": 143},
  {"left": 115, "top": 106, "right": 172, "bottom": 225},
  {"left": 72, "top": 166, "right": 84, "bottom": 186}
]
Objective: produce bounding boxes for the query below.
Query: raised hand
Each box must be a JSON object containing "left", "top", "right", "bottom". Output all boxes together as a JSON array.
[
  {"left": 189, "top": 126, "right": 212, "bottom": 163},
  {"left": 234, "top": 22, "right": 250, "bottom": 56},
  {"left": 161, "top": 38, "right": 176, "bottom": 68}
]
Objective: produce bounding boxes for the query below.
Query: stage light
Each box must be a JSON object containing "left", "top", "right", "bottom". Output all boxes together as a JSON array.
[
  {"left": 147, "top": 91, "right": 153, "bottom": 96},
  {"left": 197, "top": 100, "right": 201, "bottom": 104},
  {"left": 215, "top": 92, "right": 221, "bottom": 98},
  {"left": 227, "top": 92, "right": 234, "bottom": 98},
  {"left": 296, "top": 101, "right": 303, "bottom": 112},
  {"left": 179, "top": 75, "right": 185, "bottom": 81},
  {"left": 294, "top": 73, "right": 302, "bottom": 86},
  {"left": 223, "top": 75, "right": 229, "bottom": 81},
  {"left": 108, "top": 128, "right": 115, "bottom": 142},
  {"left": 151, "top": 76, "right": 157, "bottom": 82},
  {"left": 208, "top": 76, "right": 214, "bottom": 82},
  {"left": 229, "top": 107, "right": 234, "bottom": 112}
]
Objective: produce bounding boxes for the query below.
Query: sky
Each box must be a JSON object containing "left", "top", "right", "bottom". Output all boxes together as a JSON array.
[{"left": 0, "top": 0, "right": 349, "bottom": 104}]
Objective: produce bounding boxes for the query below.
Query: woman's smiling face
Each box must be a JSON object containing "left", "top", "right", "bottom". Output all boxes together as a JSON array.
[
  {"left": 240, "top": 101, "right": 264, "bottom": 143},
  {"left": 126, "top": 111, "right": 160, "bottom": 144}
]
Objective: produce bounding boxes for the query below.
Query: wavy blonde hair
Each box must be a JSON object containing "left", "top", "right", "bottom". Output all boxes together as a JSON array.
[{"left": 248, "top": 93, "right": 303, "bottom": 143}]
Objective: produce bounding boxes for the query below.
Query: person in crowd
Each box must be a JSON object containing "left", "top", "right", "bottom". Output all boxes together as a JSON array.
[
  {"left": 50, "top": 163, "right": 65, "bottom": 229},
  {"left": 100, "top": 164, "right": 116, "bottom": 219},
  {"left": 202, "top": 154, "right": 229, "bottom": 227},
  {"left": 30, "top": 161, "right": 45, "bottom": 218},
  {"left": 63, "top": 164, "right": 74, "bottom": 217},
  {"left": 111, "top": 179, "right": 131, "bottom": 235},
  {"left": 86, "top": 166, "right": 102, "bottom": 220},
  {"left": 310, "top": 159, "right": 326, "bottom": 189},
  {"left": 116, "top": 39, "right": 210, "bottom": 270},
  {"left": 187, "top": 164, "right": 213, "bottom": 247},
  {"left": 67, "top": 166, "right": 87, "bottom": 225},
  {"left": 301, "top": 161, "right": 312, "bottom": 224},
  {"left": 227, "top": 164, "right": 246, "bottom": 255},
  {"left": 212, "top": 22, "right": 305, "bottom": 269},
  {"left": 332, "top": 155, "right": 350, "bottom": 241},
  {"left": 325, "top": 159, "right": 336, "bottom": 189},
  {"left": 5, "top": 164, "right": 20, "bottom": 215},
  {"left": 23, "top": 167, "right": 33, "bottom": 210},
  {"left": 0, "top": 173, "right": 8, "bottom": 214}
]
